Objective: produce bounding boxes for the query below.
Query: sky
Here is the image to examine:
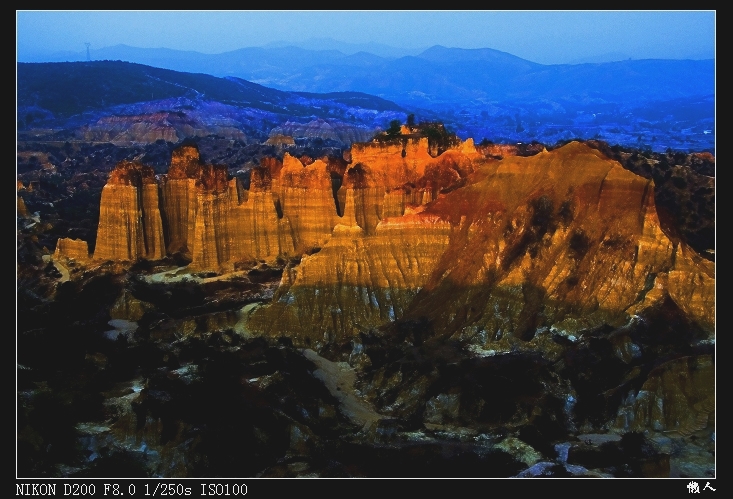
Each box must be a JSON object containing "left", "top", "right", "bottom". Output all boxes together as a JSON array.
[{"left": 17, "top": 10, "right": 715, "bottom": 65}]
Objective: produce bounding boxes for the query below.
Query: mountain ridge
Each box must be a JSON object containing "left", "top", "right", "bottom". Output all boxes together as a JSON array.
[
  {"left": 17, "top": 61, "right": 410, "bottom": 146},
  {"left": 20, "top": 43, "right": 713, "bottom": 105},
  {"left": 17, "top": 50, "right": 715, "bottom": 153}
]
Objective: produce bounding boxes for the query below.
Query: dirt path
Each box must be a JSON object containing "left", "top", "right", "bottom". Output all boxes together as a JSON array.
[
  {"left": 53, "top": 260, "right": 70, "bottom": 282},
  {"left": 146, "top": 268, "right": 252, "bottom": 284},
  {"left": 302, "top": 349, "right": 383, "bottom": 431}
]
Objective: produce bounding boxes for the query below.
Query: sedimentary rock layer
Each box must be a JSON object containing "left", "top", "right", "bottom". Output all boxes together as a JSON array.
[
  {"left": 248, "top": 142, "right": 715, "bottom": 345},
  {"left": 247, "top": 214, "right": 453, "bottom": 344},
  {"left": 93, "top": 139, "right": 481, "bottom": 270},
  {"left": 94, "top": 161, "right": 165, "bottom": 261},
  {"left": 279, "top": 154, "right": 340, "bottom": 253},
  {"left": 269, "top": 119, "right": 375, "bottom": 144},
  {"left": 90, "top": 140, "right": 714, "bottom": 349},
  {"left": 54, "top": 238, "right": 90, "bottom": 261},
  {"left": 78, "top": 112, "right": 247, "bottom": 145}
]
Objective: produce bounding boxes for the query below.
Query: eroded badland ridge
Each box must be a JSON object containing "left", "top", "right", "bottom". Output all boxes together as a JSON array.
[
  {"left": 72, "top": 137, "right": 714, "bottom": 343},
  {"left": 19, "top": 133, "right": 714, "bottom": 478}
]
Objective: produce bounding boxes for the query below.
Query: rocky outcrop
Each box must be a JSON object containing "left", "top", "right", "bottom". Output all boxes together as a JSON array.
[
  {"left": 614, "top": 355, "right": 714, "bottom": 434},
  {"left": 224, "top": 169, "right": 289, "bottom": 263},
  {"left": 279, "top": 154, "right": 340, "bottom": 252},
  {"left": 89, "top": 140, "right": 713, "bottom": 350},
  {"left": 93, "top": 161, "right": 165, "bottom": 261},
  {"left": 159, "top": 145, "right": 228, "bottom": 259},
  {"left": 160, "top": 149, "right": 339, "bottom": 268},
  {"left": 17, "top": 195, "right": 29, "bottom": 218},
  {"left": 339, "top": 138, "right": 479, "bottom": 234},
  {"left": 350, "top": 138, "right": 434, "bottom": 185},
  {"left": 269, "top": 119, "right": 375, "bottom": 145},
  {"left": 78, "top": 112, "right": 247, "bottom": 145},
  {"left": 666, "top": 245, "right": 715, "bottom": 332},
  {"left": 247, "top": 141, "right": 715, "bottom": 346},
  {"left": 95, "top": 146, "right": 334, "bottom": 269},
  {"left": 247, "top": 215, "right": 453, "bottom": 345},
  {"left": 265, "top": 134, "right": 295, "bottom": 146},
  {"left": 54, "top": 238, "right": 90, "bottom": 261},
  {"left": 89, "top": 139, "right": 483, "bottom": 269}
]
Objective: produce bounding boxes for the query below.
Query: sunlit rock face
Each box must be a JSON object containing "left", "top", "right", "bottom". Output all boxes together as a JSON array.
[
  {"left": 349, "top": 138, "right": 435, "bottom": 186},
  {"left": 411, "top": 143, "right": 713, "bottom": 345},
  {"left": 245, "top": 138, "right": 487, "bottom": 345},
  {"left": 159, "top": 145, "right": 230, "bottom": 266},
  {"left": 98, "top": 146, "right": 340, "bottom": 270},
  {"left": 93, "top": 161, "right": 165, "bottom": 261},
  {"left": 226, "top": 165, "right": 294, "bottom": 262},
  {"left": 665, "top": 245, "right": 715, "bottom": 333},
  {"left": 90, "top": 140, "right": 713, "bottom": 349},
  {"left": 341, "top": 138, "right": 481, "bottom": 234},
  {"left": 278, "top": 154, "right": 340, "bottom": 253},
  {"left": 54, "top": 238, "right": 90, "bottom": 261},
  {"left": 190, "top": 189, "right": 231, "bottom": 271},
  {"left": 340, "top": 165, "right": 392, "bottom": 235},
  {"left": 247, "top": 215, "right": 453, "bottom": 345},
  {"left": 248, "top": 141, "right": 714, "bottom": 347},
  {"left": 163, "top": 150, "right": 343, "bottom": 268}
]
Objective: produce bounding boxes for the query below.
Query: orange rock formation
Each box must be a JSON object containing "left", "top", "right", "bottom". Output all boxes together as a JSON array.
[
  {"left": 248, "top": 142, "right": 715, "bottom": 346},
  {"left": 94, "top": 161, "right": 165, "bottom": 261},
  {"left": 90, "top": 140, "right": 714, "bottom": 349},
  {"left": 17, "top": 196, "right": 29, "bottom": 218},
  {"left": 54, "top": 238, "right": 90, "bottom": 261},
  {"left": 94, "top": 139, "right": 473, "bottom": 270}
]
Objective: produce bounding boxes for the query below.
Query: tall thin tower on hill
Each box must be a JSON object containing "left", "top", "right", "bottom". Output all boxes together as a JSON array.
[{"left": 85, "top": 43, "right": 91, "bottom": 61}]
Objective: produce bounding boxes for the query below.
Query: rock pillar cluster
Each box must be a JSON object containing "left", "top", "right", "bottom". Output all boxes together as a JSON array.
[
  {"left": 92, "top": 139, "right": 470, "bottom": 271},
  {"left": 93, "top": 161, "right": 165, "bottom": 261},
  {"left": 87, "top": 140, "right": 713, "bottom": 350}
]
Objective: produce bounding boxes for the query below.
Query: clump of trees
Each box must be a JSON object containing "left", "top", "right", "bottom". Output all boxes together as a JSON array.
[
  {"left": 417, "top": 121, "right": 461, "bottom": 155},
  {"left": 372, "top": 114, "right": 461, "bottom": 156},
  {"left": 385, "top": 119, "right": 402, "bottom": 139}
]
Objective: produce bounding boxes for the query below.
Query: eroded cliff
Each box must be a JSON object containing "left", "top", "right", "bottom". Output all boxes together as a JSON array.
[
  {"left": 247, "top": 141, "right": 715, "bottom": 348},
  {"left": 93, "top": 161, "right": 165, "bottom": 261},
  {"left": 89, "top": 139, "right": 713, "bottom": 350}
]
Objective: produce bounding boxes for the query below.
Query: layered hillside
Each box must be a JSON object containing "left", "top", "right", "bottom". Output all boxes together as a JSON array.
[
  {"left": 16, "top": 61, "right": 407, "bottom": 148},
  {"left": 247, "top": 141, "right": 714, "bottom": 346},
  {"left": 78, "top": 111, "right": 249, "bottom": 145},
  {"left": 269, "top": 119, "right": 375, "bottom": 145}
]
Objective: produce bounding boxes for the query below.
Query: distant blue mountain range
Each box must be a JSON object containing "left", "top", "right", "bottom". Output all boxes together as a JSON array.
[
  {"left": 20, "top": 43, "right": 713, "bottom": 106},
  {"left": 17, "top": 43, "right": 715, "bottom": 152}
]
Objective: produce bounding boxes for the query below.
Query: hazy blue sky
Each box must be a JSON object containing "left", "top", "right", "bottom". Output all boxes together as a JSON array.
[{"left": 17, "top": 10, "right": 715, "bottom": 65}]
